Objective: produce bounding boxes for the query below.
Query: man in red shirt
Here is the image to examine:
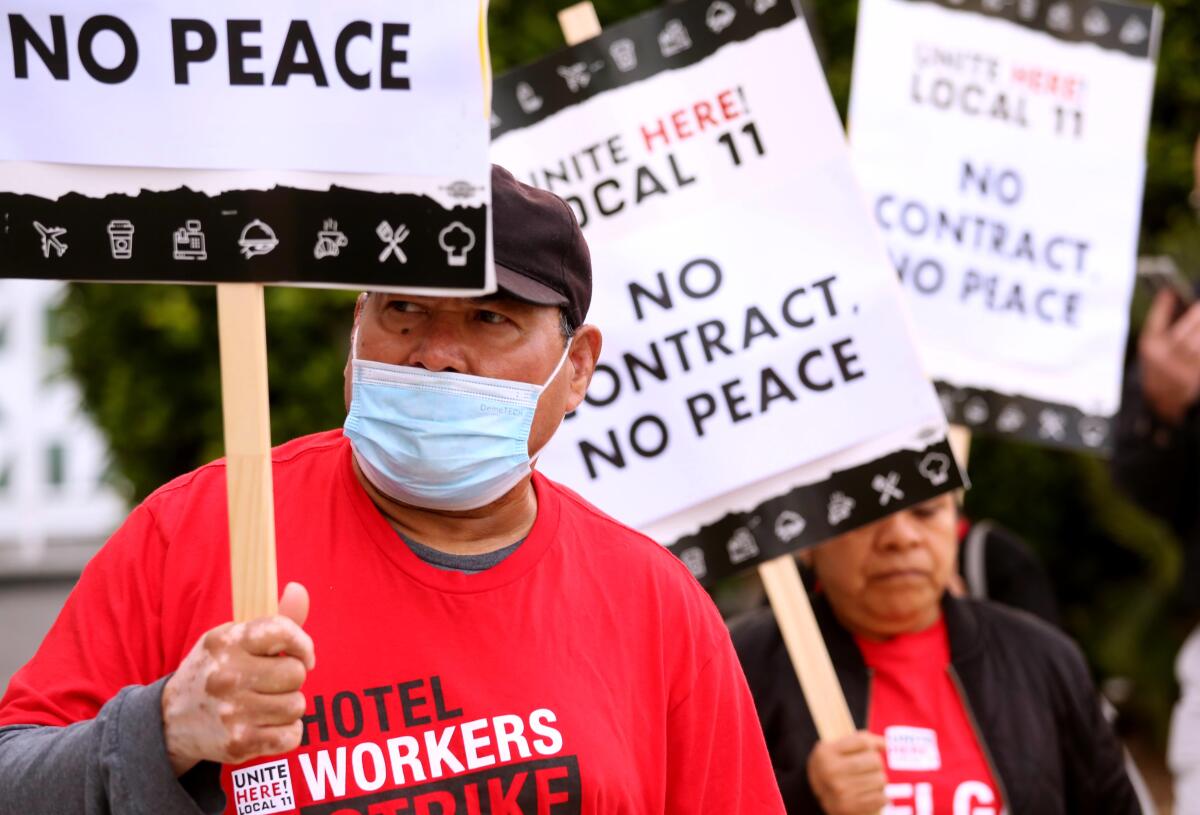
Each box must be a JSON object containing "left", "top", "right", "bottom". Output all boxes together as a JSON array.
[
  {"left": 733, "top": 494, "right": 1138, "bottom": 814},
  {"left": 0, "top": 166, "right": 785, "bottom": 814}
]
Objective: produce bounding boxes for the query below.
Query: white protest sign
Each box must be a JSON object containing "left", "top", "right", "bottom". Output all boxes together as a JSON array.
[
  {"left": 492, "top": 0, "right": 962, "bottom": 584},
  {"left": 0, "top": 1, "right": 494, "bottom": 294},
  {"left": 849, "top": 0, "right": 1160, "bottom": 452}
]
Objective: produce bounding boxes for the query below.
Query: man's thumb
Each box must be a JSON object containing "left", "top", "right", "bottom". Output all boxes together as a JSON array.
[{"left": 278, "top": 582, "right": 310, "bottom": 627}]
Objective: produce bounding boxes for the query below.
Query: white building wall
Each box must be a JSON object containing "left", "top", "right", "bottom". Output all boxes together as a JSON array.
[{"left": 0, "top": 280, "right": 127, "bottom": 576}]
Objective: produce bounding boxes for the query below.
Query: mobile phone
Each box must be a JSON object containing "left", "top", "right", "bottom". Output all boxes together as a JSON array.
[{"left": 1137, "top": 256, "right": 1197, "bottom": 310}]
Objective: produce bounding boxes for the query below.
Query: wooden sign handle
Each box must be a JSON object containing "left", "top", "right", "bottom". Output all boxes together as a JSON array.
[
  {"left": 557, "top": 2, "right": 601, "bottom": 42},
  {"left": 948, "top": 423, "right": 972, "bottom": 471},
  {"left": 216, "top": 283, "right": 278, "bottom": 622},
  {"left": 557, "top": 0, "right": 858, "bottom": 742},
  {"left": 758, "top": 555, "right": 857, "bottom": 738}
]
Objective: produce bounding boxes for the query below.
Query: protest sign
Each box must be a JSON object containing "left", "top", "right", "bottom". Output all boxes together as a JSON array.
[
  {"left": 551, "top": 0, "right": 860, "bottom": 745},
  {"left": 849, "top": 0, "right": 1161, "bottom": 453},
  {"left": 492, "top": 0, "right": 963, "bottom": 588},
  {"left": 0, "top": 2, "right": 493, "bottom": 618},
  {"left": 0, "top": 1, "right": 493, "bottom": 294}
]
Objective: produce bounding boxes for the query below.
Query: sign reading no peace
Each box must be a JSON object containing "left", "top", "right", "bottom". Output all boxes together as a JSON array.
[{"left": 0, "top": 1, "right": 494, "bottom": 294}]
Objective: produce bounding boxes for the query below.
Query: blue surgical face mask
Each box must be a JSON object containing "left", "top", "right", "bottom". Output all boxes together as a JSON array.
[{"left": 343, "top": 335, "right": 572, "bottom": 512}]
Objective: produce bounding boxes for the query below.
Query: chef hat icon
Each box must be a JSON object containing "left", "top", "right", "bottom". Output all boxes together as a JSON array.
[{"left": 439, "top": 222, "right": 476, "bottom": 267}]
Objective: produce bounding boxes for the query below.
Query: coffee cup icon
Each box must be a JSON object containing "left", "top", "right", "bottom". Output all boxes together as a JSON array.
[{"left": 107, "top": 220, "right": 135, "bottom": 260}]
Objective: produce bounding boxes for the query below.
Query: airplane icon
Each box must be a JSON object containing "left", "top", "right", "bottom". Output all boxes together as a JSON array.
[{"left": 33, "top": 221, "right": 68, "bottom": 258}]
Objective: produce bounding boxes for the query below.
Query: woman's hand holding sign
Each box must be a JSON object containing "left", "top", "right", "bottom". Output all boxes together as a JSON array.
[
  {"left": 161, "top": 582, "right": 315, "bottom": 776},
  {"left": 807, "top": 731, "right": 888, "bottom": 815}
]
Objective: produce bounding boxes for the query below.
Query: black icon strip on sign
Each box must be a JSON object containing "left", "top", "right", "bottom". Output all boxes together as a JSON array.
[
  {"left": 491, "top": 0, "right": 798, "bottom": 138},
  {"left": 667, "top": 437, "right": 966, "bottom": 586},
  {"left": 934, "top": 381, "right": 1113, "bottom": 454},
  {"left": 0, "top": 187, "right": 488, "bottom": 291},
  {"left": 898, "top": 0, "right": 1157, "bottom": 59}
]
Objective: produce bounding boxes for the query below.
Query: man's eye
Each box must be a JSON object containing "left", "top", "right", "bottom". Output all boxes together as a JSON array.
[
  {"left": 477, "top": 310, "right": 508, "bottom": 325},
  {"left": 388, "top": 300, "right": 424, "bottom": 314}
]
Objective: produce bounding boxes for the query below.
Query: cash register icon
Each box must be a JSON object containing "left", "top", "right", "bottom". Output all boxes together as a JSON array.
[{"left": 173, "top": 221, "right": 208, "bottom": 261}]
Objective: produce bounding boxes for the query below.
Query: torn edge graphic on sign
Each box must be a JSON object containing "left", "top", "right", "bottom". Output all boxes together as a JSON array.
[
  {"left": 936, "top": 382, "right": 1114, "bottom": 452},
  {"left": 661, "top": 430, "right": 966, "bottom": 584},
  {"left": 893, "top": 0, "right": 1160, "bottom": 58},
  {"left": 0, "top": 178, "right": 490, "bottom": 295}
]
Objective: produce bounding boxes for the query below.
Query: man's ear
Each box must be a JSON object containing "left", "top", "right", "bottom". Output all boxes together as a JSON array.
[
  {"left": 564, "top": 324, "right": 603, "bottom": 413},
  {"left": 344, "top": 293, "right": 369, "bottom": 398}
]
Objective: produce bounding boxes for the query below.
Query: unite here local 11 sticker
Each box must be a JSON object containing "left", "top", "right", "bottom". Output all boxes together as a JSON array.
[
  {"left": 232, "top": 759, "right": 296, "bottom": 815},
  {"left": 849, "top": 0, "right": 1161, "bottom": 453},
  {"left": 491, "top": 0, "right": 965, "bottom": 585},
  {"left": 0, "top": 1, "right": 495, "bottom": 296}
]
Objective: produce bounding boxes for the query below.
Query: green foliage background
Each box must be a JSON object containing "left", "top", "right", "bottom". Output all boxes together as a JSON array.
[{"left": 57, "top": 0, "right": 1200, "bottom": 740}]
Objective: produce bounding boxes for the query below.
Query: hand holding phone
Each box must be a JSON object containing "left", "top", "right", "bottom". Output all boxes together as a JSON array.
[
  {"left": 1137, "top": 256, "right": 1196, "bottom": 312},
  {"left": 1138, "top": 271, "right": 1200, "bottom": 424}
]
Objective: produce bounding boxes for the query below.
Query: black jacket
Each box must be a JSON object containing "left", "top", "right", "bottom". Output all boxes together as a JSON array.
[
  {"left": 1112, "top": 362, "right": 1200, "bottom": 612},
  {"left": 731, "top": 594, "right": 1139, "bottom": 814},
  {"left": 958, "top": 519, "right": 1062, "bottom": 628}
]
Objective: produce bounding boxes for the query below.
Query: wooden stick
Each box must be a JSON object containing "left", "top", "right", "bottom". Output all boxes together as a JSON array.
[
  {"left": 558, "top": 2, "right": 602, "bottom": 43},
  {"left": 948, "top": 423, "right": 972, "bottom": 510},
  {"left": 558, "top": 0, "right": 857, "bottom": 742},
  {"left": 948, "top": 423, "right": 972, "bottom": 471},
  {"left": 216, "top": 283, "right": 278, "bottom": 622},
  {"left": 758, "top": 555, "right": 857, "bottom": 738}
]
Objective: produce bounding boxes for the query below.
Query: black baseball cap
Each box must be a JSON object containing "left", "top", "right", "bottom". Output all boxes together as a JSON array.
[{"left": 492, "top": 164, "right": 592, "bottom": 329}]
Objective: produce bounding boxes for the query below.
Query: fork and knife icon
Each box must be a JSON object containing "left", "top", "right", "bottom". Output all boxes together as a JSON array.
[{"left": 376, "top": 221, "right": 410, "bottom": 263}]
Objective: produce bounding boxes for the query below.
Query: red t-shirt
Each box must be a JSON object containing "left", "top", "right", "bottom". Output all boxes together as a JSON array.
[
  {"left": 855, "top": 618, "right": 1003, "bottom": 814},
  {"left": 0, "top": 430, "right": 783, "bottom": 814}
]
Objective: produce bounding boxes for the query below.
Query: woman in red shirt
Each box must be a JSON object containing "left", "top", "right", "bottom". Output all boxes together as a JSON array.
[{"left": 733, "top": 494, "right": 1140, "bottom": 814}]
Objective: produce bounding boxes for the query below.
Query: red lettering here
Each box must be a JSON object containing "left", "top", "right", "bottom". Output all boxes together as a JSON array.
[
  {"left": 670, "top": 109, "right": 693, "bottom": 141},
  {"left": 640, "top": 118, "right": 671, "bottom": 152},
  {"left": 1010, "top": 65, "right": 1081, "bottom": 101},
  {"left": 693, "top": 100, "right": 719, "bottom": 130},
  {"left": 368, "top": 799, "right": 412, "bottom": 815},
  {"left": 717, "top": 89, "right": 740, "bottom": 121},
  {"left": 640, "top": 89, "right": 743, "bottom": 152}
]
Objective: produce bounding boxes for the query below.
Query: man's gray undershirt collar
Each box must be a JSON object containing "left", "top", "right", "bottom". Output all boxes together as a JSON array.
[{"left": 399, "top": 534, "right": 523, "bottom": 574}]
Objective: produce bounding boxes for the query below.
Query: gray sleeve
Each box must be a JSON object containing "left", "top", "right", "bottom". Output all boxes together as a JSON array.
[{"left": 0, "top": 676, "right": 225, "bottom": 815}]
